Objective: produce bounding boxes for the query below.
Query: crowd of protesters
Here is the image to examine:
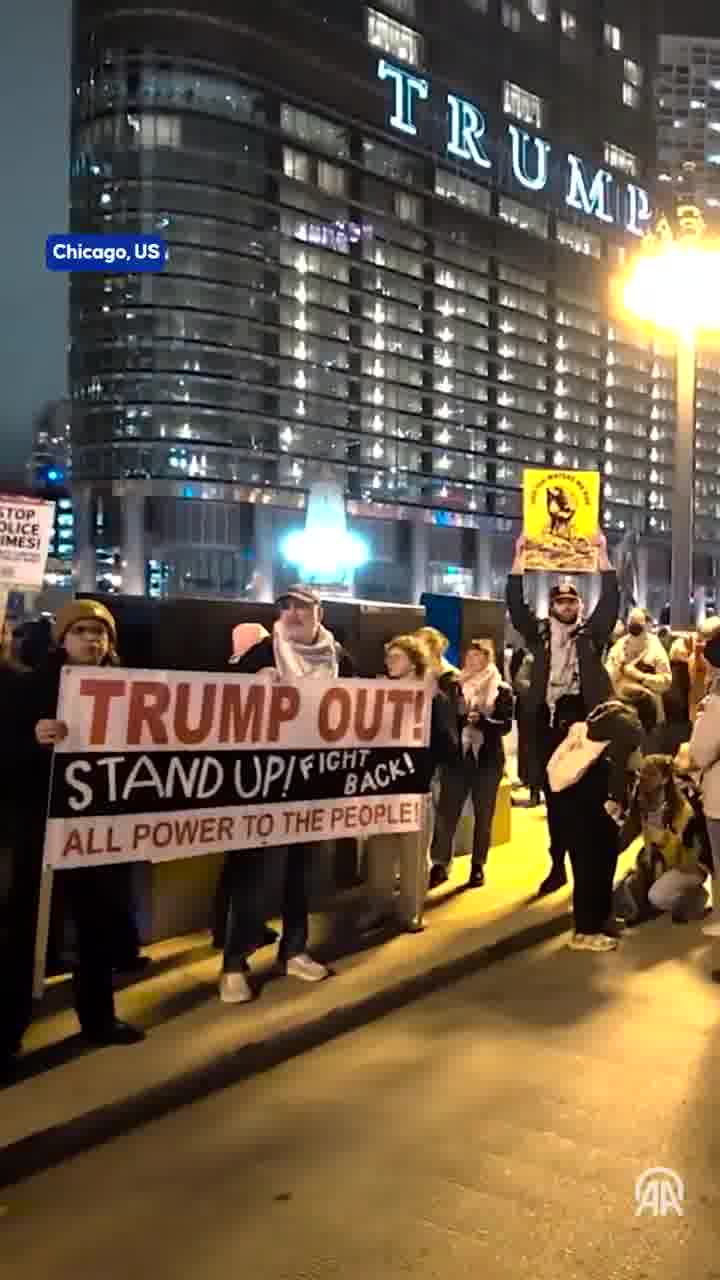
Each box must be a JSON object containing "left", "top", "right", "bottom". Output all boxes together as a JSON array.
[
  {"left": 4, "top": 544, "right": 720, "bottom": 1068},
  {"left": 508, "top": 531, "right": 720, "bottom": 952}
]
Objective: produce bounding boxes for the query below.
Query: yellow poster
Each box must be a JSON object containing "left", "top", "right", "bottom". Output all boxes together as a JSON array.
[{"left": 522, "top": 469, "right": 600, "bottom": 573}]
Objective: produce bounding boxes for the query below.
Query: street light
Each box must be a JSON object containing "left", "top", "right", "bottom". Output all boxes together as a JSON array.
[{"left": 615, "top": 206, "right": 720, "bottom": 628}]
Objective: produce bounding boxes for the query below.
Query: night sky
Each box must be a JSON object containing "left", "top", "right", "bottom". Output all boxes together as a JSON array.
[
  {"left": 662, "top": 0, "right": 720, "bottom": 35},
  {"left": 0, "top": 0, "right": 70, "bottom": 488}
]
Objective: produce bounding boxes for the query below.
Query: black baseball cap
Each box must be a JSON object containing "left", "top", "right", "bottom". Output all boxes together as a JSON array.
[
  {"left": 275, "top": 584, "right": 321, "bottom": 608},
  {"left": 550, "top": 579, "right": 580, "bottom": 603}
]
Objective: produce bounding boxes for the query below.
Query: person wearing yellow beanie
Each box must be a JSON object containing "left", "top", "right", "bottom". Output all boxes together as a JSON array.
[
  {"left": 1, "top": 596, "right": 144, "bottom": 1066},
  {"left": 53, "top": 599, "right": 118, "bottom": 651}
]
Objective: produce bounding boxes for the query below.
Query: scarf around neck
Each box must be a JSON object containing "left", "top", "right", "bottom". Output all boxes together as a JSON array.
[
  {"left": 272, "top": 619, "right": 340, "bottom": 680},
  {"left": 623, "top": 631, "right": 650, "bottom": 663},
  {"left": 460, "top": 662, "right": 502, "bottom": 757},
  {"left": 460, "top": 664, "right": 502, "bottom": 717},
  {"left": 547, "top": 617, "right": 581, "bottom": 724}
]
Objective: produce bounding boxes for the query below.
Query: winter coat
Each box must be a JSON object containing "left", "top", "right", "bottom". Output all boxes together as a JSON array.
[
  {"left": 428, "top": 691, "right": 459, "bottom": 776},
  {"left": 606, "top": 632, "right": 672, "bottom": 699},
  {"left": 506, "top": 571, "right": 619, "bottom": 720},
  {"left": 233, "top": 634, "right": 355, "bottom": 678},
  {"left": 11, "top": 652, "right": 66, "bottom": 815},
  {"left": 457, "top": 683, "right": 514, "bottom": 768},
  {"left": 11, "top": 649, "right": 121, "bottom": 818},
  {"left": 0, "top": 663, "right": 25, "bottom": 838},
  {"left": 689, "top": 691, "right": 720, "bottom": 820}
]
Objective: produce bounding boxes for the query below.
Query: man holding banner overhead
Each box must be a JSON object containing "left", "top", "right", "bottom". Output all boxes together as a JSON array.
[{"left": 507, "top": 469, "right": 619, "bottom": 897}]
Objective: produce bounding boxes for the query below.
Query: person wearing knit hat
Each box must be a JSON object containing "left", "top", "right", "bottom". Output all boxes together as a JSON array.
[
  {"left": 0, "top": 595, "right": 144, "bottom": 1067},
  {"left": 217, "top": 592, "right": 355, "bottom": 1005},
  {"left": 53, "top": 599, "right": 118, "bottom": 650}
]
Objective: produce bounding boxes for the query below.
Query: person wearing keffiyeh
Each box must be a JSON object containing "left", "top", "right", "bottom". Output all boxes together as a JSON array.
[
  {"left": 217, "top": 586, "right": 355, "bottom": 1006},
  {"left": 429, "top": 640, "right": 513, "bottom": 890},
  {"left": 506, "top": 531, "right": 619, "bottom": 897}
]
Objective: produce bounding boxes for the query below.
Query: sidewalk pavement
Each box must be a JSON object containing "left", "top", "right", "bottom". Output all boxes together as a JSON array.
[{"left": 0, "top": 805, "right": 636, "bottom": 1186}]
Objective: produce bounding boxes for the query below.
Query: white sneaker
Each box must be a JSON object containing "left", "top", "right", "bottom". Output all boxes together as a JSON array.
[
  {"left": 285, "top": 953, "right": 329, "bottom": 983},
  {"left": 219, "top": 970, "right": 253, "bottom": 1004},
  {"left": 568, "top": 933, "right": 618, "bottom": 952},
  {"left": 702, "top": 917, "right": 720, "bottom": 938}
]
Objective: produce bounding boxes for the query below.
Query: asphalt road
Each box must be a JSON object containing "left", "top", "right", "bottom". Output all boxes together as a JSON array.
[{"left": 1, "top": 916, "right": 719, "bottom": 1280}]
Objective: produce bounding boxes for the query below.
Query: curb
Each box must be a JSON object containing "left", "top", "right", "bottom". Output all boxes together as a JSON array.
[{"left": 0, "top": 905, "right": 572, "bottom": 1190}]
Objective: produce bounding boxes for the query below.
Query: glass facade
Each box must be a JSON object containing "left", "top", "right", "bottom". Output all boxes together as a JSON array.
[{"left": 67, "top": 8, "right": 698, "bottom": 603}]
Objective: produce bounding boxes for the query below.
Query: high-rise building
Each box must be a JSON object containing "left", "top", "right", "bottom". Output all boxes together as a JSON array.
[
  {"left": 657, "top": 33, "right": 720, "bottom": 214},
  {"left": 72, "top": 0, "right": 707, "bottom": 615},
  {"left": 27, "top": 400, "right": 75, "bottom": 583}
]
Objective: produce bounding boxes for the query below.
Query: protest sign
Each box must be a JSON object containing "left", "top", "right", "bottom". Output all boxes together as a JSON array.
[
  {"left": 0, "top": 494, "right": 55, "bottom": 590},
  {"left": 42, "top": 669, "right": 433, "bottom": 869},
  {"left": 522, "top": 469, "right": 600, "bottom": 573}
]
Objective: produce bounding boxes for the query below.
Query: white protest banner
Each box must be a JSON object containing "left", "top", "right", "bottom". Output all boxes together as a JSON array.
[
  {"left": 0, "top": 493, "right": 55, "bottom": 590},
  {"left": 42, "top": 668, "right": 433, "bottom": 869}
]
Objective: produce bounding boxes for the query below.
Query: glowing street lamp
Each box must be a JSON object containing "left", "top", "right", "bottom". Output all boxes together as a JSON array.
[{"left": 615, "top": 206, "right": 720, "bottom": 628}]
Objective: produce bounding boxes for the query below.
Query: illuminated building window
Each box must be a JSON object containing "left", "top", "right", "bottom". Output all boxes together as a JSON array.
[
  {"left": 283, "top": 146, "right": 311, "bottom": 183},
  {"left": 556, "top": 220, "right": 601, "bottom": 259},
  {"left": 131, "top": 115, "right": 181, "bottom": 148},
  {"left": 624, "top": 58, "right": 644, "bottom": 87},
  {"left": 604, "top": 23, "right": 622, "bottom": 52},
  {"left": 560, "top": 9, "right": 576, "bottom": 38},
  {"left": 435, "top": 169, "right": 491, "bottom": 213},
  {"left": 282, "top": 147, "right": 347, "bottom": 196},
  {"left": 318, "top": 160, "right": 347, "bottom": 196},
  {"left": 623, "top": 83, "right": 641, "bottom": 110},
  {"left": 280, "top": 105, "right": 350, "bottom": 157},
  {"left": 395, "top": 191, "right": 421, "bottom": 222},
  {"left": 604, "top": 142, "right": 638, "bottom": 176},
  {"left": 366, "top": 7, "right": 423, "bottom": 66},
  {"left": 363, "top": 137, "right": 424, "bottom": 184},
  {"left": 498, "top": 195, "right": 549, "bottom": 238},
  {"left": 503, "top": 81, "right": 544, "bottom": 129},
  {"left": 528, "top": 0, "right": 549, "bottom": 20},
  {"left": 381, "top": 0, "right": 417, "bottom": 16},
  {"left": 502, "top": 3, "right": 521, "bottom": 31}
]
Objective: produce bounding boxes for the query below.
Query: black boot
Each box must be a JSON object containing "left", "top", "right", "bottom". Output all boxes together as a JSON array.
[
  {"left": 467, "top": 866, "right": 486, "bottom": 888},
  {"left": 537, "top": 864, "right": 568, "bottom": 896},
  {"left": 428, "top": 865, "right": 449, "bottom": 890},
  {"left": 83, "top": 1020, "right": 146, "bottom": 1046}
]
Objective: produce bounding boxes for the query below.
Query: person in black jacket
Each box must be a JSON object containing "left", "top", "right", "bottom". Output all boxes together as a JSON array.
[
  {"left": 219, "top": 585, "right": 355, "bottom": 1005},
  {"left": 510, "top": 647, "right": 542, "bottom": 806},
  {"left": 430, "top": 640, "right": 514, "bottom": 889},
  {"left": 506, "top": 531, "right": 619, "bottom": 896},
  {"left": 359, "top": 634, "right": 457, "bottom": 933},
  {"left": 1, "top": 600, "right": 145, "bottom": 1066}
]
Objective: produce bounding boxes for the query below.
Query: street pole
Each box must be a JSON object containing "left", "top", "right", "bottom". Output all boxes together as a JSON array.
[{"left": 670, "top": 329, "right": 697, "bottom": 630}]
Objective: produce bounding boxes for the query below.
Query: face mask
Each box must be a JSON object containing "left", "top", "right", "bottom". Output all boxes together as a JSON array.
[{"left": 628, "top": 623, "right": 645, "bottom": 637}]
